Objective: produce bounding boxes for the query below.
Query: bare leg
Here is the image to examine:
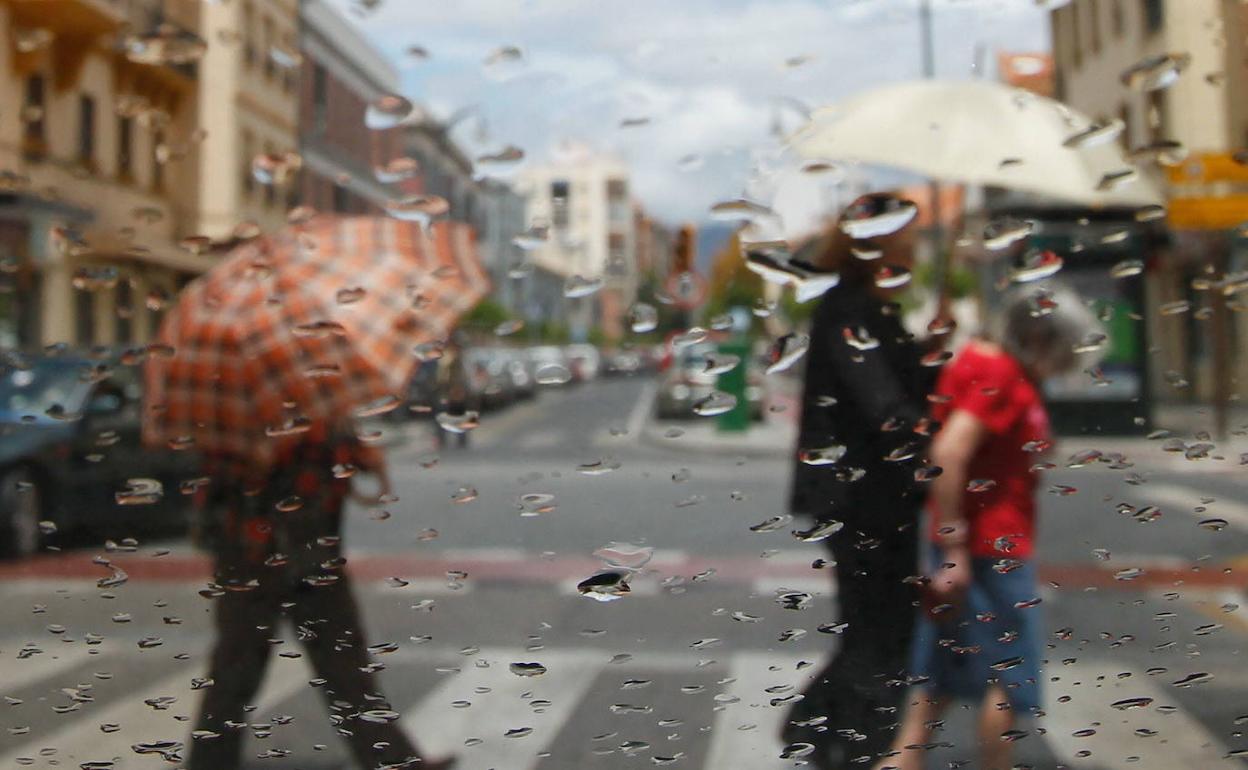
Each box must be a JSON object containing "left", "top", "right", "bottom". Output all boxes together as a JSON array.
[
  {"left": 977, "top": 685, "right": 1014, "bottom": 770},
  {"left": 873, "top": 689, "right": 948, "bottom": 770}
]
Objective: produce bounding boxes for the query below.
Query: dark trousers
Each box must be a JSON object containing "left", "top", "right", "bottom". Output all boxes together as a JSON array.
[
  {"left": 784, "top": 510, "right": 919, "bottom": 767},
  {"left": 188, "top": 565, "right": 422, "bottom": 770}
]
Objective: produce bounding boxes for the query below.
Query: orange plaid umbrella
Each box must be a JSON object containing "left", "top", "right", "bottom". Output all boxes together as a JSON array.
[{"left": 143, "top": 215, "right": 489, "bottom": 471}]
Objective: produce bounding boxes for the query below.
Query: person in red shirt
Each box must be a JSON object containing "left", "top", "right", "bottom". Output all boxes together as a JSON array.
[{"left": 879, "top": 282, "right": 1103, "bottom": 770}]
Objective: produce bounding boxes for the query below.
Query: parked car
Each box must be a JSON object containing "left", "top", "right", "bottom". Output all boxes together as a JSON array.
[
  {"left": 563, "top": 344, "right": 602, "bottom": 383},
  {"left": 603, "top": 348, "right": 645, "bottom": 377},
  {"left": 0, "top": 352, "right": 198, "bottom": 556},
  {"left": 527, "top": 345, "right": 570, "bottom": 386},
  {"left": 655, "top": 342, "right": 766, "bottom": 420},
  {"left": 464, "top": 347, "right": 512, "bottom": 411},
  {"left": 498, "top": 348, "right": 536, "bottom": 400}
]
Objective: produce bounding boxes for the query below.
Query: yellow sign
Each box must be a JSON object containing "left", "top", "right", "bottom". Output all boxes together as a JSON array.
[
  {"left": 1167, "top": 196, "right": 1248, "bottom": 230},
  {"left": 1166, "top": 153, "right": 1248, "bottom": 185}
]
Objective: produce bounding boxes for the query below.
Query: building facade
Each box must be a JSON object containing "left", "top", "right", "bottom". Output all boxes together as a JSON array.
[
  {"left": 515, "top": 148, "right": 638, "bottom": 342},
  {"left": 297, "top": 0, "right": 400, "bottom": 215},
  {"left": 188, "top": 0, "right": 299, "bottom": 240},
  {"left": 1051, "top": 0, "right": 1248, "bottom": 405},
  {"left": 0, "top": 0, "right": 213, "bottom": 349}
]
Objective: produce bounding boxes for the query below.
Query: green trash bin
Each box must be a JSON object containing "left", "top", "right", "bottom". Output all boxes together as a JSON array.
[{"left": 716, "top": 338, "right": 751, "bottom": 433}]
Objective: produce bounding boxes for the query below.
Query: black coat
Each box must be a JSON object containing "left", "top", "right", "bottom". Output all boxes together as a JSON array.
[{"left": 789, "top": 282, "right": 938, "bottom": 525}]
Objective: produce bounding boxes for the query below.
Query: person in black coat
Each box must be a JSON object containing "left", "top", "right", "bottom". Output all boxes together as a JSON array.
[{"left": 783, "top": 193, "right": 948, "bottom": 768}]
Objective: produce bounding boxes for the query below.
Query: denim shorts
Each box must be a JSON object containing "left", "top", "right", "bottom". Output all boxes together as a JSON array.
[{"left": 908, "top": 546, "right": 1044, "bottom": 713}]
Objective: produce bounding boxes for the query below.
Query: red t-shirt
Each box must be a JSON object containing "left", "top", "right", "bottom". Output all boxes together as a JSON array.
[{"left": 927, "top": 343, "right": 1050, "bottom": 559}]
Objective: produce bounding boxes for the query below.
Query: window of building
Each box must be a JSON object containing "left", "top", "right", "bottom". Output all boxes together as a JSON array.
[
  {"left": 115, "top": 279, "right": 133, "bottom": 344},
  {"left": 1142, "top": 0, "right": 1163, "bottom": 34},
  {"left": 332, "top": 183, "right": 349, "bottom": 213},
  {"left": 242, "top": 2, "right": 257, "bottom": 68},
  {"left": 1111, "top": 0, "right": 1125, "bottom": 37},
  {"left": 1089, "top": 0, "right": 1102, "bottom": 54},
  {"left": 551, "top": 180, "right": 570, "bottom": 228},
  {"left": 263, "top": 17, "right": 276, "bottom": 79},
  {"left": 117, "top": 116, "right": 133, "bottom": 180},
  {"left": 1071, "top": 2, "right": 1083, "bottom": 68},
  {"left": 606, "top": 178, "right": 628, "bottom": 200},
  {"left": 23, "top": 74, "right": 46, "bottom": 158},
  {"left": 1148, "top": 89, "right": 1168, "bottom": 142},
  {"left": 241, "top": 131, "right": 255, "bottom": 195},
  {"left": 75, "top": 289, "right": 95, "bottom": 347},
  {"left": 78, "top": 95, "right": 96, "bottom": 167},
  {"left": 152, "top": 129, "right": 165, "bottom": 191},
  {"left": 312, "top": 64, "right": 329, "bottom": 133}
]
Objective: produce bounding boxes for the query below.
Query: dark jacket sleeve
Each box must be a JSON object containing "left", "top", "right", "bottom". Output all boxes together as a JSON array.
[{"left": 824, "top": 325, "right": 928, "bottom": 433}]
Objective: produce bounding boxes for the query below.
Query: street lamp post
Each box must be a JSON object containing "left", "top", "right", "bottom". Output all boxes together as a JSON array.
[{"left": 920, "top": 0, "right": 948, "bottom": 300}]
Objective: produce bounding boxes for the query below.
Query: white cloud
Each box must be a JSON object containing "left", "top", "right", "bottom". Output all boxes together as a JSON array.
[{"left": 331, "top": 0, "right": 1050, "bottom": 223}]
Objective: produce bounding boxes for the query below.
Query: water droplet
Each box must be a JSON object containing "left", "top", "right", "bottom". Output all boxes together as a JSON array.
[
  {"left": 509, "top": 662, "right": 547, "bottom": 677},
  {"left": 251, "top": 151, "right": 301, "bottom": 186},
  {"left": 776, "top": 591, "right": 813, "bottom": 610},
  {"left": 371, "top": 156, "right": 420, "bottom": 184},
  {"left": 842, "top": 326, "right": 880, "bottom": 352},
  {"left": 512, "top": 223, "right": 550, "bottom": 250},
  {"left": 564, "top": 275, "right": 604, "bottom": 299},
  {"left": 799, "top": 445, "right": 847, "bottom": 466},
  {"left": 588, "top": 543, "right": 651, "bottom": 571},
  {"left": 873, "top": 265, "right": 912, "bottom": 289},
  {"left": 766, "top": 333, "right": 809, "bottom": 374},
  {"left": 672, "top": 327, "right": 709, "bottom": 349},
  {"left": 384, "top": 194, "right": 449, "bottom": 225},
  {"left": 436, "top": 411, "right": 479, "bottom": 434},
  {"left": 123, "top": 32, "right": 206, "bottom": 65},
  {"left": 577, "top": 570, "right": 631, "bottom": 602},
  {"left": 1110, "top": 259, "right": 1145, "bottom": 279},
  {"left": 1172, "top": 671, "right": 1212, "bottom": 687},
  {"left": 478, "top": 145, "right": 525, "bottom": 165},
  {"left": 495, "top": 319, "right": 525, "bottom": 337},
  {"left": 983, "top": 218, "right": 1035, "bottom": 251},
  {"left": 1010, "top": 250, "right": 1064, "bottom": 283},
  {"left": 701, "top": 353, "right": 740, "bottom": 376},
  {"left": 1199, "top": 518, "right": 1228, "bottom": 532},
  {"left": 1121, "top": 52, "right": 1190, "bottom": 91},
  {"left": 359, "top": 709, "right": 401, "bottom": 724},
  {"left": 1159, "top": 299, "right": 1190, "bottom": 316},
  {"left": 1135, "top": 204, "right": 1167, "bottom": 223},
  {"left": 577, "top": 458, "right": 622, "bottom": 476},
  {"left": 115, "top": 478, "right": 163, "bottom": 506},
  {"left": 839, "top": 197, "right": 918, "bottom": 239},
  {"left": 1129, "top": 139, "right": 1188, "bottom": 166},
  {"left": 627, "top": 303, "right": 658, "bottom": 333},
  {"left": 535, "top": 363, "right": 572, "bottom": 385},
  {"left": 483, "top": 45, "right": 526, "bottom": 81},
  {"left": 365, "top": 94, "right": 416, "bottom": 130},
  {"left": 1063, "top": 119, "right": 1125, "bottom": 149},
  {"left": 1097, "top": 168, "right": 1139, "bottom": 191},
  {"left": 781, "top": 742, "right": 816, "bottom": 759},
  {"left": 692, "top": 391, "right": 737, "bottom": 417},
  {"left": 750, "top": 515, "right": 793, "bottom": 533},
  {"left": 793, "top": 519, "right": 844, "bottom": 542},
  {"left": 709, "top": 198, "right": 775, "bottom": 223}
]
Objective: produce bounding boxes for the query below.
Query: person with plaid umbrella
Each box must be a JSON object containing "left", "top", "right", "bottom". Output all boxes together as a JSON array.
[{"left": 146, "top": 216, "right": 487, "bottom": 769}]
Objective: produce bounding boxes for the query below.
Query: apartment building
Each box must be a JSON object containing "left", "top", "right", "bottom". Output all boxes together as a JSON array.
[
  {"left": 298, "top": 0, "right": 401, "bottom": 214},
  {"left": 0, "top": 0, "right": 211, "bottom": 348},
  {"left": 1051, "top": 0, "right": 1248, "bottom": 403},
  {"left": 515, "top": 148, "right": 638, "bottom": 342}
]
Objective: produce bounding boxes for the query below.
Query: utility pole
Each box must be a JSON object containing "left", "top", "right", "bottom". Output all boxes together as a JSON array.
[{"left": 920, "top": 0, "right": 947, "bottom": 300}]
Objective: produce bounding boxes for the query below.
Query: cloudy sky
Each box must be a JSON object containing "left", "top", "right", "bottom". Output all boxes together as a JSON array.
[{"left": 330, "top": 0, "right": 1052, "bottom": 226}]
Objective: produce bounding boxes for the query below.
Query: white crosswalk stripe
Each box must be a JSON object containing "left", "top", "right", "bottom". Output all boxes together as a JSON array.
[
  {"left": 1041, "top": 660, "right": 1240, "bottom": 769},
  {"left": 0, "top": 641, "right": 1241, "bottom": 769},
  {"left": 705, "top": 652, "right": 820, "bottom": 770},
  {"left": 399, "top": 647, "right": 604, "bottom": 769}
]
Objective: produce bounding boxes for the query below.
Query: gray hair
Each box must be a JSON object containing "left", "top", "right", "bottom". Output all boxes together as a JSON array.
[{"left": 990, "top": 281, "right": 1106, "bottom": 377}]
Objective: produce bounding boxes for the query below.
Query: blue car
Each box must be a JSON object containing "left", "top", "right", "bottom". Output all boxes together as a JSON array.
[{"left": 0, "top": 352, "right": 198, "bottom": 557}]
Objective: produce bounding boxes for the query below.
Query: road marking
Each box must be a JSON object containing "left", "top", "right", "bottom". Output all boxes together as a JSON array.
[
  {"left": 1041, "top": 661, "right": 1239, "bottom": 769},
  {"left": 626, "top": 380, "right": 659, "bottom": 439},
  {"left": 0, "top": 665, "right": 194, "bottom": 769},
  {"left": 704, "top": 652, "right": 823, "bottom": 769},
  {"left": 1129, "top": 482, "right": 1248, "bottom": 532},
  {"left": 0, "top": 642, "right": 113, "bottom": 697},
  {"left": 399, "top": 646, "right": 604, "bottom": 769}
]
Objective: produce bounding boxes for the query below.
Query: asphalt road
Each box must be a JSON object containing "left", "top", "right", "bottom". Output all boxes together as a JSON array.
[{"left": 0, "top": 375, "right": 1245, "bottom": 769}]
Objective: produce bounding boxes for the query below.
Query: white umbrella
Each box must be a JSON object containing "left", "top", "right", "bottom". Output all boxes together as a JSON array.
[{"left": 790, "top": 79, "right": 1163, "bottom": 209}]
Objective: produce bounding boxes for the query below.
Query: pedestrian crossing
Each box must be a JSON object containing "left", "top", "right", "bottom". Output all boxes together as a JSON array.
[{"left": 0, "top": 641, "right": 1241, "bottom": 769}]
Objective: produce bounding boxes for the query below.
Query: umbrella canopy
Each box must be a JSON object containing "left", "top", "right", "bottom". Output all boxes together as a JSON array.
[
  {"left": 790, "top": 79, "right": 1163, "bottom": 209},
  {"left": 144, "top": 215, "right": 490, "bottom": 471}
]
